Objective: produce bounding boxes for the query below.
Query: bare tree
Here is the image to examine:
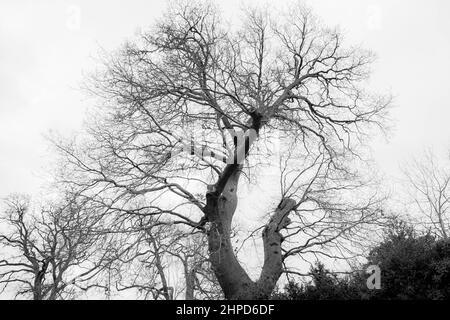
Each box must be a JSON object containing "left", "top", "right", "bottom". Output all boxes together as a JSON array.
[
  {"left": 168, "top": 230, "right": 223, "bottom": 300},
  {"left": 114, "top": 222, "right": 222, "bottom": 300},
  {"left": 0, "top": 193, "right": 116, "bottom": 299},
  {"left": 403, "top": 149, "right": 450, "bottom": 239},
  {"left": 53, "top": 1, "right": 390, "bottom": 299}
]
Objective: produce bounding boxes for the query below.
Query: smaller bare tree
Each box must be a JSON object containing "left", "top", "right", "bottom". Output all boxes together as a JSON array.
[
  {"left": 403, "top": 149, "right": 450, "bottom": 239},
  {"left": 0, "top": 193, "right": 116, "bottom": 299},
  {"left": 114, "top": 221, "right": 222, "bottom": 300},
  {"left": 167, "top": 230, "right": 223, "bottom": 300}
]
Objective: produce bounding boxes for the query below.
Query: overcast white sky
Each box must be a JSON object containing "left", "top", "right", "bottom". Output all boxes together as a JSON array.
[{"left": 1, "top": 0, "right": 450, "bottom": 199}]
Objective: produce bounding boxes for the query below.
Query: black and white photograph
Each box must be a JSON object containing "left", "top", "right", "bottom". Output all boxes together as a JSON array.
[{"left": 0, "top": 0, "right": 449, "bottom": 316}]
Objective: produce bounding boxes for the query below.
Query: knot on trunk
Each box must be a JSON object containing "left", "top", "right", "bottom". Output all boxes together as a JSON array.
[
  {"left": 207, "top": 184, "right": 216, "bottom": 193},
  {"left": 268, "top": 198, "right": 296, "bottom": 232},
  {"left": 278, "top": 198, "right": 297, "bottom": 211}
]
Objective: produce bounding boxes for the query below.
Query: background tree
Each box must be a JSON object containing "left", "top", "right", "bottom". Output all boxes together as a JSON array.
[
  {"left": 0, "top": 193, "right": 116, "bottom": 300},
  {"left": 113, "top": 222, "right": 222, "bottom": 300},
  {"left": 54, "top": 1, "right": 390, "bottom": 299},
  {"left": 403, "top": 149, "right": 450, "bottom": 239}
]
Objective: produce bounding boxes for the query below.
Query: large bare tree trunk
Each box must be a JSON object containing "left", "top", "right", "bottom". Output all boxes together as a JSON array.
[{"left": 205, "top": 167, "right": 296, "bottom": 299}]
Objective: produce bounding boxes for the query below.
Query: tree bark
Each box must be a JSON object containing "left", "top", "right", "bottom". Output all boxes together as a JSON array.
[
  {"left": 184, "top": 263, "right": 196, "bottom": 300},
  {"left": 205, "top": 167, "right": 296, "bottom": 299},
  {"left": 33, "top": 261, "right": 49, "bottom": 300},
  {"left": 257, "top": 198, "right": 296, "bottom": 297}
]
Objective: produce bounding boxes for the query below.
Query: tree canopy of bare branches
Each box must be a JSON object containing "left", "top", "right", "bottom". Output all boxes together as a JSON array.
[
  {"left": 112, "top": 222, "right": 222, "bottom": 300},
  {"left": 0, "top": 193, "right": 116, "bottom": 299},
  {"left": 404, "top": 149, "right": 450, "bottom": 239},
  {"left": 53, "top": 1, "right": 390, "bottom": 299}
]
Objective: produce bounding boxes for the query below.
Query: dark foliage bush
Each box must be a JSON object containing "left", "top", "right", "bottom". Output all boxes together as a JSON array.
[{"left": 274, "top": 222, "right": 450, "bottom": 300}]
